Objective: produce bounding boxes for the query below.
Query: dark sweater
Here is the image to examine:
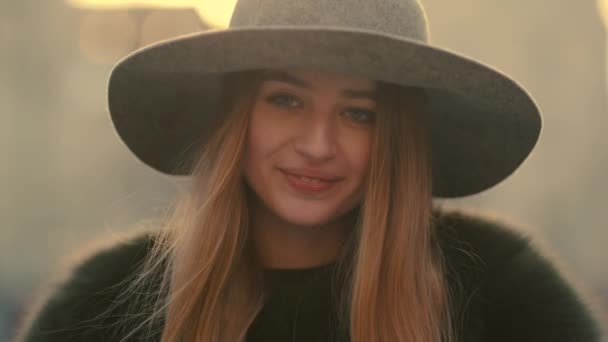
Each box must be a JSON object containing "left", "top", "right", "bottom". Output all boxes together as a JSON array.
[{"left": 15, "top": 207, "right": 605, "bottom": 341}]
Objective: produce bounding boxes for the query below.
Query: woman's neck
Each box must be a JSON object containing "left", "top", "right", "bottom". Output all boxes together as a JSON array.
[{"left": 249, "top": 197, "right": 356, "bottom": 269}]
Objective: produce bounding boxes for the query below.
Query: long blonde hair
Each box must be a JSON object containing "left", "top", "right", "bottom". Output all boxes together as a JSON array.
[{"left": 116, "top": 70, "right": 455, "bottom": 342}]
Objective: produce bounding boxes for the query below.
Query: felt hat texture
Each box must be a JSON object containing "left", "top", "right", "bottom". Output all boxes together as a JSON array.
[{"left": 107, "top": 0, "right": 542, "bottom": 198}]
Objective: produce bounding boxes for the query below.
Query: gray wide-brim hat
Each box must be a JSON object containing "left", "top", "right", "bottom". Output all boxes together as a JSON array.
[{"left": 107, "top": 0, "right": 542, "bottom": 198}]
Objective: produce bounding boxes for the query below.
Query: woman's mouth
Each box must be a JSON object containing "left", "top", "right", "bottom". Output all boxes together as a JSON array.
[{"left": 279, "top": 169, "right": 341, "bottom": 194}]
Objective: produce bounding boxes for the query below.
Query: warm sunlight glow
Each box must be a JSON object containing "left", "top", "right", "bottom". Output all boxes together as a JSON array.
[
  {"left": 599, "top": 0, "right": 608, "bottom": 90},
  {"left": 600, "top": 0, "right": 608, "bottom": 28},
  {"left": 66, "top": 0, "right": 238, "bottom": 27},
  {"left": 78, "top": 12, "right": 137, "bottom": 64}
]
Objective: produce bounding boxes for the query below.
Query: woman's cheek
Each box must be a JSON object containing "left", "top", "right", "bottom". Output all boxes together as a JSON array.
[{"left": 341, "top": 126, "right": 373, "bottom": 172}]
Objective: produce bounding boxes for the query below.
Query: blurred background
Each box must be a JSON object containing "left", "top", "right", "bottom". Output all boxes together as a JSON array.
[{"left": 1, "top": 0, "right": 607, "bottom": 340}]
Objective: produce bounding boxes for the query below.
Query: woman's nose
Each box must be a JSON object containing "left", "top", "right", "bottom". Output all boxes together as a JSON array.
[{"left": 293, "top": 115, "right": 337, "bottom": 162}]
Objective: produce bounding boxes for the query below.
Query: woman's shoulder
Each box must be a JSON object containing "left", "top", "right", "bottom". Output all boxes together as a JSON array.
[
  {"left": 433, "top": 205, "right": 532, "bottom": 260},
  {"left": 432, "top": 205, "right": 605, "bottom": 341},
  {"left": 15, "top": 228, "right": 160, "bottom": 341}
]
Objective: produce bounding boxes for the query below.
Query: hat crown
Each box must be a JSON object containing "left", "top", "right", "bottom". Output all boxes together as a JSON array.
[{"left": 229, "top": 0, "right": 430, "bottom": 42}]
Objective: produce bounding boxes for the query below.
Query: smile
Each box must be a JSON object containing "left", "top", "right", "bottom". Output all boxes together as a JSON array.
[
  {"left": 279, "top": 169, "right": 341, "bottom": 194},
  {"left": 293, "top": 174, "right": 328, "bottom": 183}
]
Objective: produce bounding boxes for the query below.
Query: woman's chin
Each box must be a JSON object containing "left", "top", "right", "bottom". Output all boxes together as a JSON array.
[
  {"left": 270, "top": 196, "right": 358, "bottom": 229},
  {"left": 283, "top": 213, "right": 330, "bottom": 228},
  {"left": 276, "top": 209, "right": 336, "bottom": 228}
]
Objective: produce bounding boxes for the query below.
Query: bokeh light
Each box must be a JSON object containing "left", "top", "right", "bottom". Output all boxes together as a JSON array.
[
  {"left": 599, "top": 0, "right": 608, "bottom": 24},
  {"left": 599, "top": 0, "right": 608, "bottom": 91},
  {"left": 140, "top": 10, "right": 202, "bottom": 46},
  {"left": 78, "top": 11, "right": 138, "bottom": 64},
  {"left": 66, "top": 0, "right": 238, "bottom": 27}
]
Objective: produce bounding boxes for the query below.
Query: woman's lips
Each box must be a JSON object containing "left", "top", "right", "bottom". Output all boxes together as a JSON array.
[
  {"left": 280, "top": 169, "right": 340, "bottom": 194},
  {"left": 279, "top": 167, "right": 343, "bottom": 182}
]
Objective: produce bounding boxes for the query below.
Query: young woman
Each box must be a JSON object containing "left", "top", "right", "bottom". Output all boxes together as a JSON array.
[{"left": 16, "top": 0, "right": 604, "bottom": 341}]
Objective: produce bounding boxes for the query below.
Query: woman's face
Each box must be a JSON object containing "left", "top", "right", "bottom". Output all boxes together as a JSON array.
[{"left": 243, "top": 68, "right": 377, "bottom": 227}]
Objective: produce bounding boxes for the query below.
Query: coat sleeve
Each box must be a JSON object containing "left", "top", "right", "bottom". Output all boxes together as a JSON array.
[
  {"left": 14, "top": 232, "right": 155, "bottom": 342},
  {"left": 483, "top": 241, "right": 605, "bottom": 342}
]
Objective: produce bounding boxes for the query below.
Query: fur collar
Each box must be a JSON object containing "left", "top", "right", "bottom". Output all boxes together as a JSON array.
[{"left": 16, "top": 205, "right": 605, "bottom": 341}]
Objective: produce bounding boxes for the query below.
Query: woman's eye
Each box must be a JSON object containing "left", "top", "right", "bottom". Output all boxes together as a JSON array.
[
  {"left": 344, "top": 108, "right": 376, "bottom": 124},
  {"left": 267, "top": 93, "right": 301, "bottom": 109}
]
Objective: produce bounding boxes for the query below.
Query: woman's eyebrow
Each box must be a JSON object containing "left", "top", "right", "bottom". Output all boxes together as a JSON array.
[{"left": 261, "top": 70, "right": 377, "bottom": 100}]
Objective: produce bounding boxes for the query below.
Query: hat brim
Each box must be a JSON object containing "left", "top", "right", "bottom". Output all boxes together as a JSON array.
[{"left": 107, "top": 26, "right": 541, "bottom": 198}]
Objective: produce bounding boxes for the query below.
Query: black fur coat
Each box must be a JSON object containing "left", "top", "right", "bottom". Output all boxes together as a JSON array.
[{"left": 15, "top": 206, "right": 605, "bottom": 341}]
